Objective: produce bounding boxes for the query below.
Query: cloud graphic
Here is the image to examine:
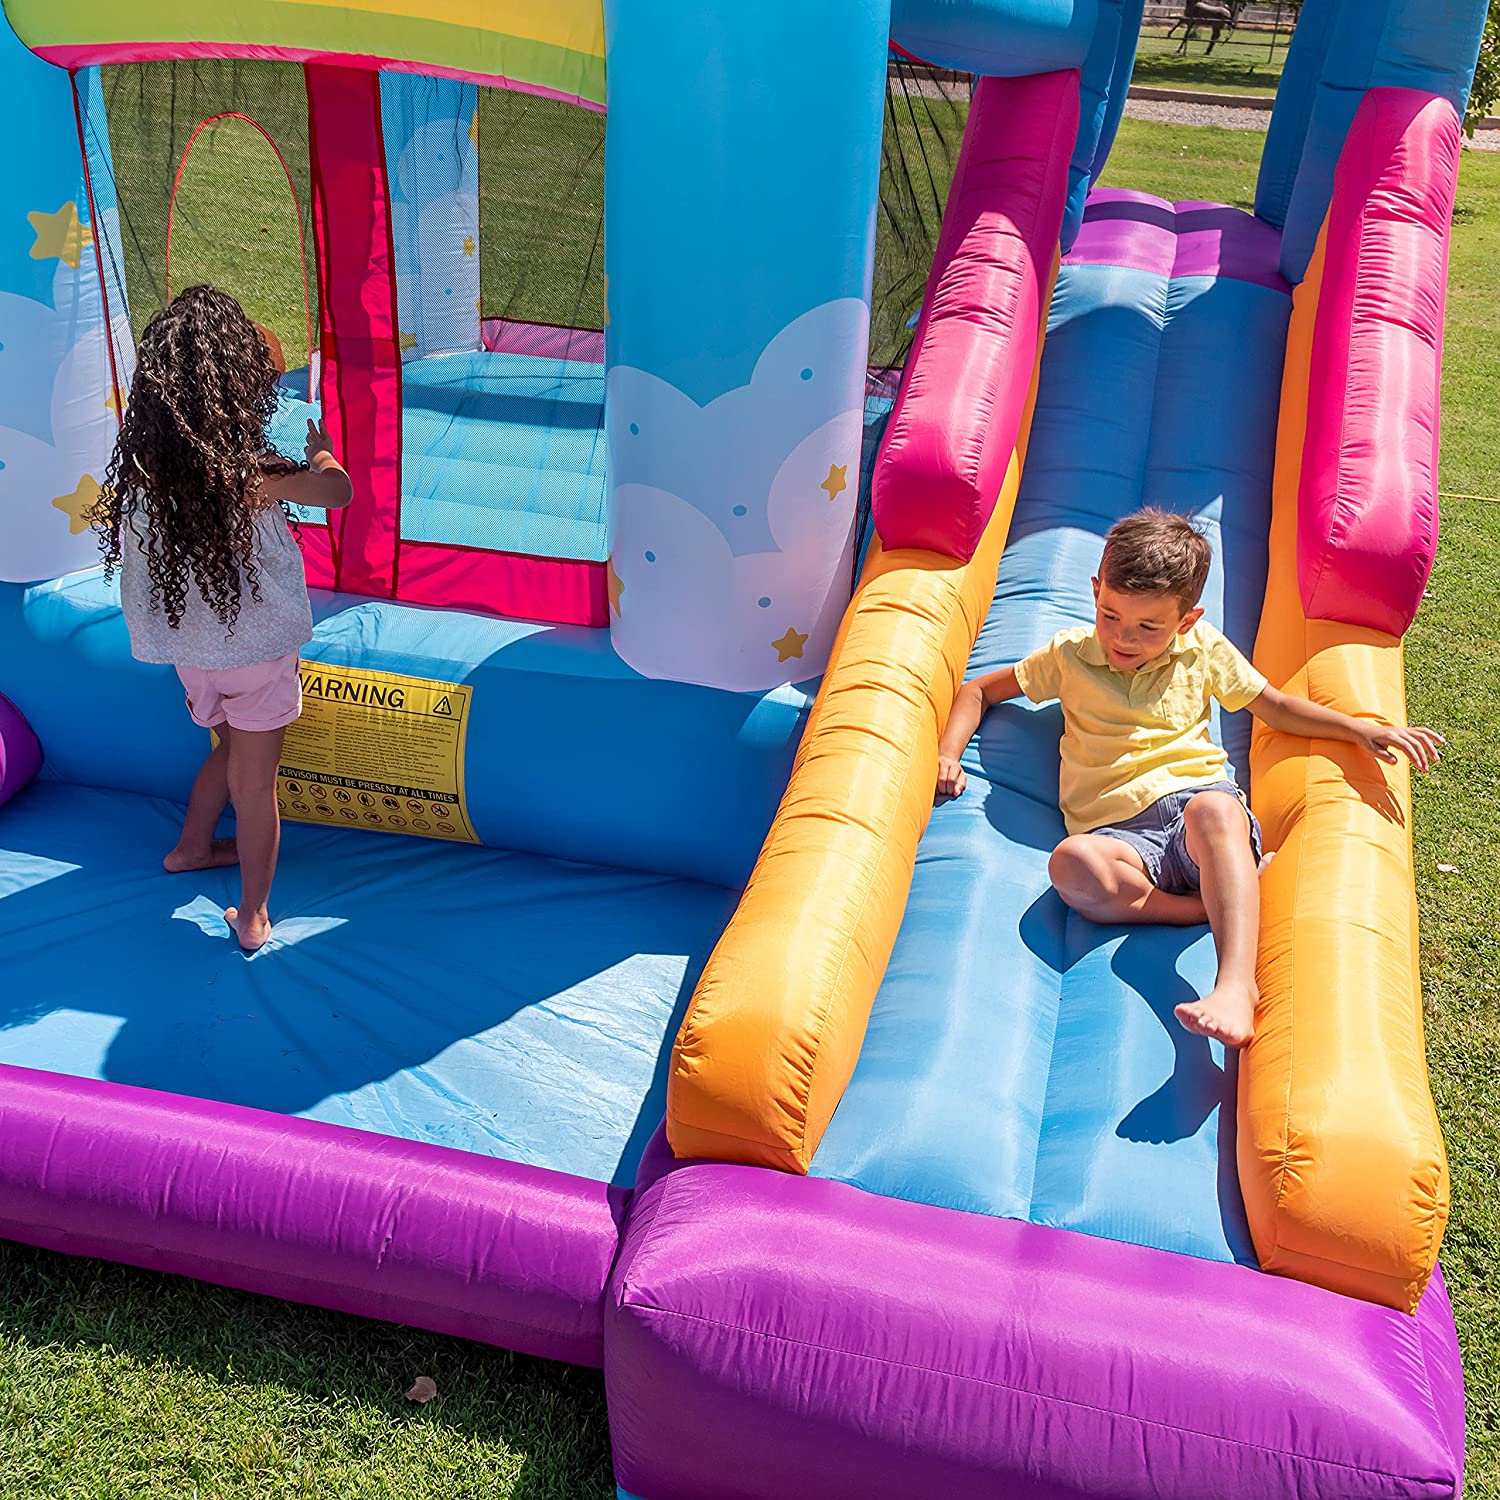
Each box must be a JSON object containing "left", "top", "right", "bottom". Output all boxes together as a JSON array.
[
  {"left": 606, "top": 299, "right": 868, "bottom": 691},
  {"left": 608, "top": 298, "right": 869, "bottom": 559},
  {"left": 0, "top": 254, "right": 119, "bottom": 582}
]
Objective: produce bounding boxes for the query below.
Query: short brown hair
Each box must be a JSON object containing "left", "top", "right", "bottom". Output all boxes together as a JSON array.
[{"left": 1099, "top": 508, "right": 1212, "bottom": 611}]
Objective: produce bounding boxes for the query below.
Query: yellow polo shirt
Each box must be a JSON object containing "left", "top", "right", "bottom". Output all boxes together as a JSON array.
[{"left": 1013, "top": 621, "right": 1267, "bottom": 835}]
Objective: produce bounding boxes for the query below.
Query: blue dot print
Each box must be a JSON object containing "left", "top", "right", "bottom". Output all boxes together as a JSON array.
[
  {"left": 444, "top": 288, "right": 453, "bottom": 296},
  {"left": 732, "top": 505, "right": 747, "bottom": 517},
  {"left": 800, "top": 368, "right": 813, "bottom": 381},
  {"left": 758, "top": 596, "right": 771, "bottom": 609},
  {"left": 645, "top": 550, "right": 656, "bottom": 563},
  {"left": 629, "top": 423, "right": 639, "bottom": 436}
]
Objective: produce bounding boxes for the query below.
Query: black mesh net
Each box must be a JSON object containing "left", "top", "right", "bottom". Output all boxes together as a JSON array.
[
  {"left": 477, "top": 86, "right": 606, "bottom": 333},
  {"left": 855, "top": 55, "right": 970, "bottom": 565},
  {"left": 99, "top": 61, "right": 318, "bottom": 372},
  {"left": 870, "top": 55, "right": 970, "bottom": 373}
]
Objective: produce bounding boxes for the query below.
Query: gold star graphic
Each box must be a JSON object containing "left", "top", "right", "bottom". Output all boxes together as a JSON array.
[
  {"left": 52, "top": 474, "right": 102, "bottom": 535},
  {"left": 606, "top": 557, "right": 624, "bottom": 617},
  {"left": 469, "top": 110, "right": 480, "bottom": 148},
  {"left": 29, "top": 202, "right": 93, "bottom": 270},
  {"left": 105, "top": 388, "right": 124, "bottom": 417},
  {"left": 461, "top": 235, "right": 476, "bottom": 258},
  {"left": 820, "top": 463, "right": 848, "bottom": 502},
  {"left": 772, "top": 626, "right": 808, "bottom": 663},
  {"left": 399, "top": 330, "right": 418, "bottom": 354}
]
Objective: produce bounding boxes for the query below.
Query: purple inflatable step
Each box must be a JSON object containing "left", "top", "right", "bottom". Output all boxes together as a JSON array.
[
  {"left": 606, "top": 1160, "right": 1464, "bottom": 1500},
  {"left": 0, "top": 691, "right": 42, "bottom": 807}
]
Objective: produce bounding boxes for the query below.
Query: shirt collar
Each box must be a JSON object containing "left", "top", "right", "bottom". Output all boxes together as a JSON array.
[{"left": 1078, "top": 624, "right": 1195, "bottom": 673}]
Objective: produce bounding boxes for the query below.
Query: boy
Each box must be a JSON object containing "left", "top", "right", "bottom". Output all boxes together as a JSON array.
[{"left": 935, "top": 508, "right": 1442, "bottom": 1049}]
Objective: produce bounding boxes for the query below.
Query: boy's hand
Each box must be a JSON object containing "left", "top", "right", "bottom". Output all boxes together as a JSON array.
[
  {"left": 305, "top": 417, "right": 335, "bottom": 466},
  {"left": 1358, "top": 723, "right": 1445, "bottom": 772},
  {"left": 936, "top": 754, "right": 967, "bottom": 800}
]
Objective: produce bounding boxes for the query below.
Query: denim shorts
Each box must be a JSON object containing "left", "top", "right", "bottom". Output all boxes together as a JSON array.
[{"left": 1088, "top": 781, "right": 1262, "bottom": 895}]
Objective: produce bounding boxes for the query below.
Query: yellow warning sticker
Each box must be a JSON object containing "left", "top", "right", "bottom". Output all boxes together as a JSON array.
[{"left": 274, "top": 662, "right": 478, "bottom": 843}]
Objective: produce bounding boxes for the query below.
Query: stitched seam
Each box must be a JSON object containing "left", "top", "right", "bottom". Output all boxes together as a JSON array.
[
  {"left": 624, "top": 1300, "right": 1450, "bottom": 1488},
  {"left": 790, "top": 593, "right": 958, "bottom": 1162}
]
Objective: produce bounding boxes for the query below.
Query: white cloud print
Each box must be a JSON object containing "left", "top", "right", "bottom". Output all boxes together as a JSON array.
[
  {"left": 607, "top": 299, "right": 868, "bottom": 693},
  {"left": 0, "top": 251, "right": 126, "bottom": 583}
]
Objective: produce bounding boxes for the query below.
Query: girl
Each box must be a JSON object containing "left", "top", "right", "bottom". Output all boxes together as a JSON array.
[{"left": 96, "top": 285, "right": 352, "bottom": 952}]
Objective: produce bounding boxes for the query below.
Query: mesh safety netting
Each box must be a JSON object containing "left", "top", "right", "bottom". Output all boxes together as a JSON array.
[
  {"left": 99, "top": 61, "right": 317, "bottom": 373},
  {"left": 854, "top": 56, "right": 970, "bottom": 564},
  {"left": 91, "top": 56, "right": 967, "bottom": 571}
]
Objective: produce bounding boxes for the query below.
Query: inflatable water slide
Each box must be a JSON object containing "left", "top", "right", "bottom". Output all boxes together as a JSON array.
[{"left": 0, "top": 0, "right": 1484, "bottom": 1495}]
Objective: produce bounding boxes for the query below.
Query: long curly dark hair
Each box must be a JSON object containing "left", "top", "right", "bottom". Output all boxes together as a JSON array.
[{"left": 96, "top": 285, "right": 300, "bottom": 631}]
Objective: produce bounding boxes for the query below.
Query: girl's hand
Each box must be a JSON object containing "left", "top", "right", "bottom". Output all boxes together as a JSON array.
[
  {"left": 936, "top": 755, "right": 967, "bottom": 800},
  {"left": 1359, "top": 723, "right": 1445, "bottom": 772},
  {"left": 305, "top": 417, "right": 335, "bottom": 467}
]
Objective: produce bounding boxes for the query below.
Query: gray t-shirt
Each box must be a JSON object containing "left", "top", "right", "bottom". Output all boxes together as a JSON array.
[{"left": 119, "top": 504, "right": 314, "bottom": 670}]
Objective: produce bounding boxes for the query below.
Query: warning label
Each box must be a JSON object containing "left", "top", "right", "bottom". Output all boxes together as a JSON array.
[{"left": 273, "top": 662, "right": 478, "bottom": 843}]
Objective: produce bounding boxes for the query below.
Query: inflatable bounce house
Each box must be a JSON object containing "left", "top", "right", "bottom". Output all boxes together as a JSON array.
[{"left": 0, "top": 0, "right": 1486, "bottom": 1493}]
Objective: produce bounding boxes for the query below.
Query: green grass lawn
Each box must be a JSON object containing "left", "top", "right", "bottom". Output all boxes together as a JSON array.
[
  {"left": 1131, "top": 25, "right": 1291, "bottom": 95},
  {"left": 4, "top": 111, "right": 1497, "bottom": 1499}
]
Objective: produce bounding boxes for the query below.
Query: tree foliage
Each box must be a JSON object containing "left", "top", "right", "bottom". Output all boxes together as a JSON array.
[{"left": 1465, "top": 0, "right": 1500, "bottom": 136}]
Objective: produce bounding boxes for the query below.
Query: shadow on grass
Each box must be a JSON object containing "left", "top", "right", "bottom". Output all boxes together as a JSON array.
[
  {"left": 0, "top": 1239, "right": 615, "bottom": 1499},
  {"left": 1133, "top": 54, "right": 1282, "bottom": 92}
]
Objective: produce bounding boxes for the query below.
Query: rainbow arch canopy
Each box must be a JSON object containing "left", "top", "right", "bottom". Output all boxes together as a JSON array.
[{"left": 0, "top": 2, "right": 1487, "bottom": 1498}]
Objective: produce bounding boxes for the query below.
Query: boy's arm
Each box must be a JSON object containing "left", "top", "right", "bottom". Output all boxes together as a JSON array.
[
  {"left": 936, "top": 667, "right": 1022, "bottom": 798},
  {"left": 1248, "top": 684, "right": 1444, "bottom": 771}
]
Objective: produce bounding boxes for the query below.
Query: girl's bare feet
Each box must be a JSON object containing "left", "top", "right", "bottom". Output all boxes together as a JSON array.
[
  {"left": 163, "top": 838, "right": 240, "bottom": 873},
  {"left": 1175, "top": 981, "right": 1257, "bottom": 1049},
  {"left": 224, "top": 904, "right": 272, "bottom": 952}
]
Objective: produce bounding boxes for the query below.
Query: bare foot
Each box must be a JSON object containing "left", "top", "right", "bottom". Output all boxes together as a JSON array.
[
  {"left": 1258, "top": 849, "right": 1277, "bottom": 876},
  {"left": 1175, "top": 982, "right": 1257, "bottom": 1050},
  {"left": 224, "top": 904, "right": 272, "bottom": 952},
  {"left": 164, "top": 838, "right": 239, "bottom": 874}
]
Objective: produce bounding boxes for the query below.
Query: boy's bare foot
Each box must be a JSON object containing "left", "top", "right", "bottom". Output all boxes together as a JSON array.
[
  {"left": 224, "top": 904, "right": 272, "bottom": 952},
  {"left": 163, "top": 838, "right": 239, "bottom": 874},
  {"left": 1175, "top": 982, "right": 1257, "bottom": 1050}
]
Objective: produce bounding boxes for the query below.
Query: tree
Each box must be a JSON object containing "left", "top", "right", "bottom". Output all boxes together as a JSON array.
[{"left": 1466, "top": 0, "right": 1500, "bottom": 137}]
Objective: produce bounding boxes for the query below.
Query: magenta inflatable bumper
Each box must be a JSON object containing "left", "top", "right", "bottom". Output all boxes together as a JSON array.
[{"left": 607, "top": 1161, "right": 1465, "bottom": 1500}]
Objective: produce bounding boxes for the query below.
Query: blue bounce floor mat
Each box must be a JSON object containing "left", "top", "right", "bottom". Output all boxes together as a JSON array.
[{"left": 0, "top": 782, "right": 736, "bottom": 1187}]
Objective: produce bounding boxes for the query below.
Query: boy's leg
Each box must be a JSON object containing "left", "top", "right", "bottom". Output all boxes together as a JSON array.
[
  {"left": 1049, "top": 836, "right": 1209, "bottom": 926},
  {"left": 163, "top": 734, "right": 239, "bottom": 872},
  {"left": 1172, "top": 791, "right": 1259, "bottom": 1049},
  {"left": 223, "top": 724, "right": 286, "bottom": 952}
]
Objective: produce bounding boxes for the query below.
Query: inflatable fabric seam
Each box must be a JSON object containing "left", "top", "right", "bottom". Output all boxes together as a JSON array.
[
  {"left": 1245, "top": 217, "right": 1447, "bottom": 1312},
  {"left": 668, "top": 555, "right": 964, "bottom": 1157},
  {"left": 613, "top": 1301, "right": 1460, "bottom": 1489},
  {"left": 1259, "top": 715, "right": 1310, "bottom": 1272},
  {"left": 617, "top": 1234, "right": 1448, "bottom": 1484},
  {"left": 665, "top": 485, "right": 1020, "bottom": 1172}
]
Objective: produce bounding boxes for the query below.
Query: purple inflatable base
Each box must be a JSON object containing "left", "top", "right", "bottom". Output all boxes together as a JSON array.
[
  {"left": 0, "top": 1064, "right": 622, "bottom": 1367},
  {"left": 606, "top": 1158, "right": 1465, "bottom": 1500},
  {"left": 0, "top": 1067, "right": 1467, "bottom": 1498}
]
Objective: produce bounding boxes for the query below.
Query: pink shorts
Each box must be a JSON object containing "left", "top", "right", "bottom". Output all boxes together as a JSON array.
[{"left": 177, "top": 652, "right": 303, "bottom": 733}]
